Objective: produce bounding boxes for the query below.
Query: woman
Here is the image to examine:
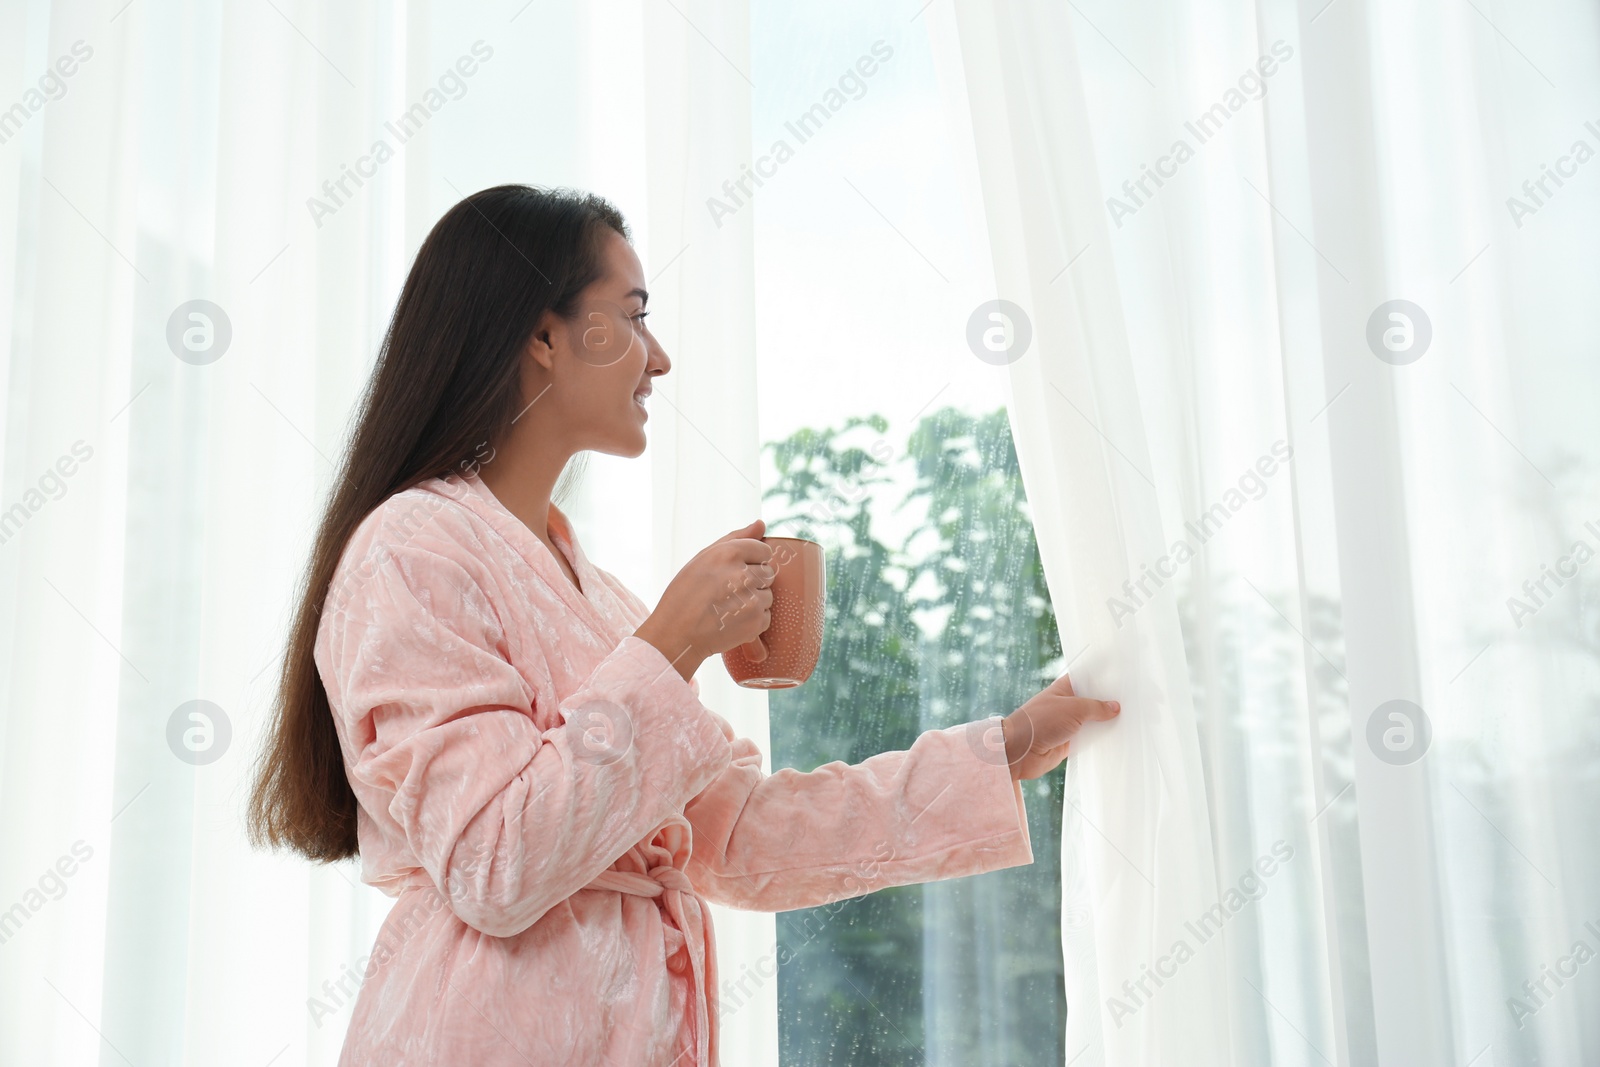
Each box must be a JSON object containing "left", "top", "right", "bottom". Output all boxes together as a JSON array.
[{"left": 246, "top": 184, "right": 1121, "bottom": 1066}]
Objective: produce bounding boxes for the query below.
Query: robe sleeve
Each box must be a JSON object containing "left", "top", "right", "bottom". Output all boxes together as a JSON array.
[
  {"left": 591, "top": 564, "right": 1031, "bottom": 910},
  {"left": 319, "top": 543, "right": 733, "bottom": 938},
  {"left": 682, "top": 710, "right": 1034, "bottom": 912}
]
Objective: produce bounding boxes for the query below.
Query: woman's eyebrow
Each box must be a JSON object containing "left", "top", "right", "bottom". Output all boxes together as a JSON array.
[{"left": 626, "top": 287, "right": 649, "bottom": 306}]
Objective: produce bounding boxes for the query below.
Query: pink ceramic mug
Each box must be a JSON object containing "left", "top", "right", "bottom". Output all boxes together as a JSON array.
[{"left": 720, "top": 536, "right": 826, "bottom": 689}]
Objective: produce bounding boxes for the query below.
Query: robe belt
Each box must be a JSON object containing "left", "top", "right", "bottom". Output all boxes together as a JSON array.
[
  {"left": 587, "top": 865, "right": 696, "bottom": 971},
  {"left": 586, "top": 862, "right": 716, "bottom": 1065},
  {"left": 388, "top": 858, "right": 717, "bottom": 1063}
]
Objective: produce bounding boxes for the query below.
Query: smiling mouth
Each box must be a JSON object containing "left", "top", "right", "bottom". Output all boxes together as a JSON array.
[{"left": 633, "top": 389, "right": 651, "bottom": 414}]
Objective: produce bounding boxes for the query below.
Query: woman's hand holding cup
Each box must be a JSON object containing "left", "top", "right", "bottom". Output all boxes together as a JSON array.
[{"left": 634, "top": 520, "right": 777, "bottom": 682}]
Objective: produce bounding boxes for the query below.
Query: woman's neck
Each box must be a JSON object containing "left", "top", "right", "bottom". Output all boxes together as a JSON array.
[{"left": 477, "top": 445, "right": 569, "bottom": 553}]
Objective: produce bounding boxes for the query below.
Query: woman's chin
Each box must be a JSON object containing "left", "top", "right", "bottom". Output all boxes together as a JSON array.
[{"left": 597, "top": 429, "right": 649, "bottom": 459}]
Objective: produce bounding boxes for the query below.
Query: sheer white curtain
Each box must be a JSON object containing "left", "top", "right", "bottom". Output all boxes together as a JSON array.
[
  {"left": 934, "top": 0, "right": 1600, "bottom": 1064},
  {"left": 0, "top": 0, "right": 776, "bottom": 1063},
  {"left": 639, "top": 0, "right": 780, "bottom": 1062}
]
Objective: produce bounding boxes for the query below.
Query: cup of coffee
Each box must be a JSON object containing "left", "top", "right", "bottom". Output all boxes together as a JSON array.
[{"left": 721, "top": 536, "right": 826, "bottom": 689}]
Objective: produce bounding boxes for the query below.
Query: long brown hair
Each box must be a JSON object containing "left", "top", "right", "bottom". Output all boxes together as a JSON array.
[{"left": 246, "top": 185, "right": 629, "bottom": 862}]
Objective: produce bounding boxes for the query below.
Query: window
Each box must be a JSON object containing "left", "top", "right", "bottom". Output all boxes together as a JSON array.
[
  {"left": 760, "top": 410, "right": 1068, "bottom": 1064},
  {"left": 751, "top": 6, "right": 1071, "bottom": 1060}
]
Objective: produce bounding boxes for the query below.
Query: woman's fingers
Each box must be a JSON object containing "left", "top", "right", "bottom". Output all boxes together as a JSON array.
[
  {"left": 1014, "top": 739, "right": 1072, "bottom": 780},
  {"left": 717, "top": 519, "right": 765, "bottom": 543},
  {"left": 1088, "top": 697, "right": 1121, "bottom": 721},
  {"left": 1050, "top": 677, "right": 1119, "bottom": 721},
  {"left": 1000, "top": 681, "right": 1123, "bottom": 777},
  {"left": 741, "top": 636, "right": 768, "bottom": 663},
  {"left": 726, "top": 538, "right": 775, "bottom": 568},
  {"left": 1029, "top": 697, "right": 1120, "bottom": 750},
  {"left": 1026, "top": 736, "right": 1064, "bottom": 758}
]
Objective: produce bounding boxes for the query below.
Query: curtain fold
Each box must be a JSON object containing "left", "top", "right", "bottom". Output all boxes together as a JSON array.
[
  {"left": 0, "top": 0, "right": 777, "bottom": 1062},
  {"left": 933, "top": 2, "right": 1232, "bottom": 1063},
  {"left": 939, "top": 0, "right": 1600, "bottom": 1065},
  {"left": 641, "top": 0, "right": 779, "bottom": 1062}
]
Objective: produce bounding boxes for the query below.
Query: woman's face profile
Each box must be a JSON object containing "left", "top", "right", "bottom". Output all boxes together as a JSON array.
[{"left": 536, "top": 228, "right": 669, "bottom": 459}]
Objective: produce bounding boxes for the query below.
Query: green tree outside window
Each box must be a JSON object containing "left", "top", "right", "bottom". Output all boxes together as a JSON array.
[{"left": 762, "top": 407, "right": 1068, "bottom": 1066}]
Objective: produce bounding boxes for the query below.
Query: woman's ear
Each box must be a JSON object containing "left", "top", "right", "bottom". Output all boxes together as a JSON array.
[{"left": 524, "top": 309, "right": 562, "bottom": 373}]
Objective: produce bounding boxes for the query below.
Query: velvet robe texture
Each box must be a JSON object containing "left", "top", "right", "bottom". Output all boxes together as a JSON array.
[{"left": 314, "top": 469, "right": 1035, "bottom": 1065}]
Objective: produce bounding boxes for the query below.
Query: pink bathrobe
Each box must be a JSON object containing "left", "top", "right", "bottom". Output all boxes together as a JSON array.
[{"left": 314, "top": 469, "right": 1034, "bottom": 1066}]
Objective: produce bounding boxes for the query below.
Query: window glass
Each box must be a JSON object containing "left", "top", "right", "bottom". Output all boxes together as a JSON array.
[{"left": 751, "top": 6, "right": 1070, "bottom": 1062}]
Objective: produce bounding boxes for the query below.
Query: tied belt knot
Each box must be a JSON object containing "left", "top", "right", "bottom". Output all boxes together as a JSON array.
[
  {"left": 587, "top": 864, "right": 698, "bottom": 971},
  {"left": 585, "top": 847, "right": 719, "bottom": 1065}
]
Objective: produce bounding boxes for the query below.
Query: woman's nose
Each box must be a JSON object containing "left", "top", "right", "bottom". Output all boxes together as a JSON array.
[{"left": 647, "top": 333, "right": 671, "bottom": 376}]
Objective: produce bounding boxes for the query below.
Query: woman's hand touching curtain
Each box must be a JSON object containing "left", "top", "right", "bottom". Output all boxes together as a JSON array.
[{"left": 1001, "top": 674, "right": 1121, "bottom": 780}]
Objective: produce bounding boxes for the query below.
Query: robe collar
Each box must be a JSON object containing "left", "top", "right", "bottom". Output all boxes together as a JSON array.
[{"left": 442, "top": 470, "right": 614, "bottom": 638}]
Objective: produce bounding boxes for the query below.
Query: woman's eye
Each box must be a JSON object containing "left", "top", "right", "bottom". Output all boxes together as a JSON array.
[{"left": 632, "top": 312, "right": 650, "bottom": 326}]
